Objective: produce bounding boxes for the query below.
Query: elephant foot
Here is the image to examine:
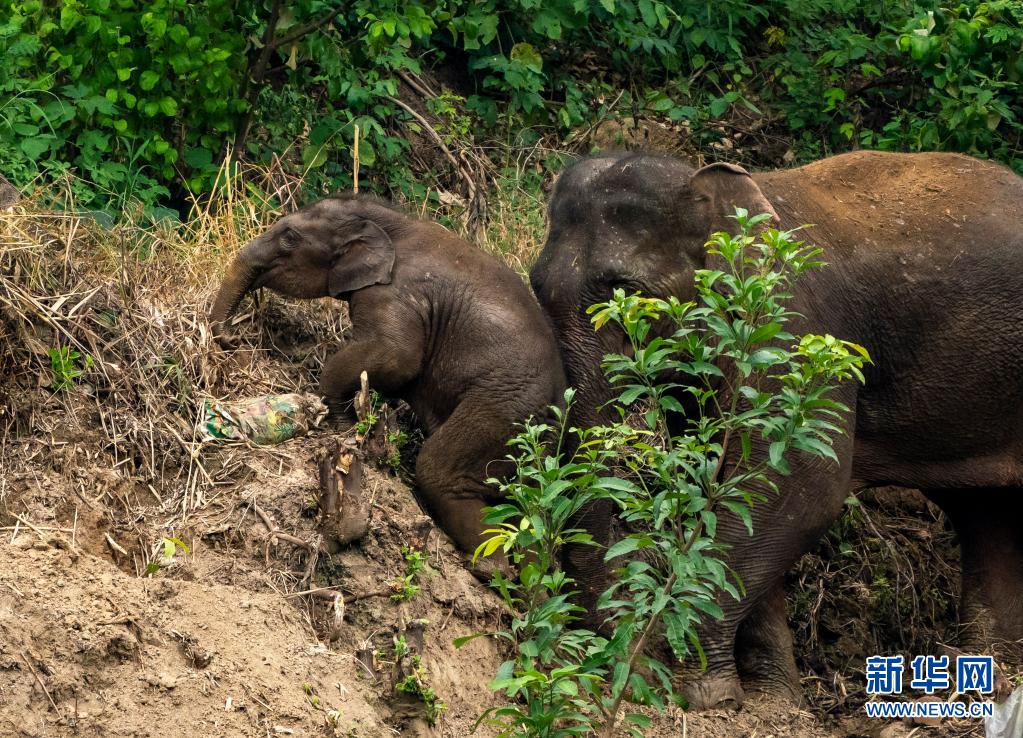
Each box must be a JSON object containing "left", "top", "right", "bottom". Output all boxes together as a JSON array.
[
  {"left": 733, "top": 577, "right": 803, "bottom": 703},
  {"left": 681, "top": 672, "right": 746, "bottom": 710},
  {"left": 735, "top": 635, "right": 802, "bottom": 704},
  {"left": 741, "top": 673, "right": 802, "bottom": 704}
]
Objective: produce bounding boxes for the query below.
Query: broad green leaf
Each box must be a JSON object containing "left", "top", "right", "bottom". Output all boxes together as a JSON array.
[
  {"left": 183, "top": 147, "right": 213, "bottom": 169},
  {"left": 510, "top": 42, "right": 543, "bottom": 72},
  {"left": 158, "top": 96, "right": 178, "bottom": 116},
  {"left": 605, "top": 536, "right": 643, "bottom": 561},
  {"left": 139, "top": 70, "right": 160, "bottom": 91},
  {"left": 302, "top": 144, "right": 328, "bottom": 169}
]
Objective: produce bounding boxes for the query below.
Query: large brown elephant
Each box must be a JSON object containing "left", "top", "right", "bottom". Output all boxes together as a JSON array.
[
  {"left": 528, "top": 150, "right": 1023, "bottom": 708},
  {"left": 211, "top": 193, "right": 565, "bottom": 558}
]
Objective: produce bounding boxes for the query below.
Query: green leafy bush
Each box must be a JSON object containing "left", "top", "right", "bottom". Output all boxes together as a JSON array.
[
  {"left": 768, "top": 0, "right": 1023, "bottom": 167},
  {"left": 1, "top": 0, "right": 1020, "bottom": 217},
  {"left": 468, "top": 212, "right": 869, "bottom": 736}
]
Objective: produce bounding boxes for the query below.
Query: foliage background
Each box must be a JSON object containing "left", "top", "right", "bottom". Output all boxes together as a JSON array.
[{"left": 1, "top": 0, "right": 1021, "bottom": 221}]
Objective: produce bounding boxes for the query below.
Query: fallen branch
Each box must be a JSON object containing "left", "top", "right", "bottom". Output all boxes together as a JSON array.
[
  {"left": 21, "top": 652, "right": 59, "bottom": 713},
  {"left": 384, "top": 95, "right": 477, "bottom": 201},
  {"left": 307, "top": 588, "right": 390, "bottom": 602}
]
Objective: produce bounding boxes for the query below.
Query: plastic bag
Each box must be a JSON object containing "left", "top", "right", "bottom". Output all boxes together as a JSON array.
[
  {"left": 987, "top": 688, "right": 1023, "bottom": 738},
  {"left": 201, "top": 393, "right": 328, "bottom": 444}
]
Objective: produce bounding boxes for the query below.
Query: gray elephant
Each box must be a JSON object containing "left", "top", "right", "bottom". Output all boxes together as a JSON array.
[
  {"left": 210, "top": 193, "right": 565, "bottom": 559},
  {"left": 528, "top": 150, "right": 1023, "bottom": 708}
]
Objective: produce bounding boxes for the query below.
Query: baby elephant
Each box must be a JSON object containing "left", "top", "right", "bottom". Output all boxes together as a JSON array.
[{"left": 210, "top": 194, "right": 565, "bottom": 556}]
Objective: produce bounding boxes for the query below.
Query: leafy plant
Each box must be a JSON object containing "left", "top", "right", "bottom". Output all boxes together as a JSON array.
[
  {"left": 3, "top": 0, "right": 1021, "bottom": 220},
  {"left": 393, "top": 630, "right": 447, "bottom": 725},
  {"left": 144, "top": 536, "right": 191, "bottom": 576},
  {"left": 353, "top": 411, "right": 378, "bottom": 437},
  {"left": 48, "top": 346, "right": 93, "bottom": 390},
  {"left": 468, "top": 211, "right": 869, "bottom": 737},
  {"left": 391, "top": 545, "right": 428, "bottom": 602},
  {"left": 386, "top": 429, "right": 408, "bottom": 470}
]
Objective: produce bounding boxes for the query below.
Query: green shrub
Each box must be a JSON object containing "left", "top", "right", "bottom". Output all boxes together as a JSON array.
[
  {"left": 48, "top": 346, "right": 93, "bottom": 390},
  {"left": 1, "top": 0, "right": 1019, "bottom": 218},
  {"left": 467, "top": 211, "right": 869, "bottom": 737}
]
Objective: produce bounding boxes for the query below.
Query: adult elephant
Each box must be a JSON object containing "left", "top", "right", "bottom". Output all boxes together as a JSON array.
[
  {"left": 529, "top": 150, "right": 1023, "bottom": 708},
  {"left": 211, "top": 193, "right": 565, "bottom": 561}
]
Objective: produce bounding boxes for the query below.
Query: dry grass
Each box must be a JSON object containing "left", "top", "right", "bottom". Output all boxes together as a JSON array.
[
  {"left": 393, "top": 139, "right": 567, "bottom": 276},
  {"left": 0, "top": 167, "right": 347, "bottom": 528}
]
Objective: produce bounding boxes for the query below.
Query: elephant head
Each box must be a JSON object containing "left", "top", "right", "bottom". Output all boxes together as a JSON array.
[
  {"left": 210, "top": 195, "right": 396, "bottom": 347},
  {"left": 529, "top": 152, "right": 778, "bottom": 427}
]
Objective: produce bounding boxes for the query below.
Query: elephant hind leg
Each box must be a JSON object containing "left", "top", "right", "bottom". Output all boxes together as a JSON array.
[
  {"left": 925, "top": 487, "right": 1023, "bottom": 660},
  {"left": 734, "top": 578, "right": 802, "bottom": 702},
  {"left": 413, "top": 395, "right": 515, "bottom": 563}
]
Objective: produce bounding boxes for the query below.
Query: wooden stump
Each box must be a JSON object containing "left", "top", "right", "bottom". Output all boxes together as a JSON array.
[
  {"left": 354, "top": 369, "right": 402, "bottom": 468},
  {"left": 316, "top": 440, "right": 369, "bottom": 547}
]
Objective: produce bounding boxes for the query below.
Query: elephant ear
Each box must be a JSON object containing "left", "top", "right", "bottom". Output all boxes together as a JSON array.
[
  {"left": 690, "top": 162, "right": 778, "bottom": 230},
  {"left": 328, "top": 218, "right": 395, "bottom": 296}
]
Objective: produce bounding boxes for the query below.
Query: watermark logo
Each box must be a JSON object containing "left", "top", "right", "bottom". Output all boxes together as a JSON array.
[
  {"left": 910, "top": 654, "right": 950, "bottom": 695},
  {"left": 864, "top": 654, "right": 995, "bottom": 721},
  {"left": 957, "top": 656, "right": 995, "bottom": 694},
  {"left": 865, "top": 655, "right": 904, "bottom": 696}
]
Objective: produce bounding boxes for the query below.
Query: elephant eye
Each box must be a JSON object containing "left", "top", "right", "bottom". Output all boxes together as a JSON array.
[
  {"left": 597, "top": 274, "right": 641, "bottom": 295},
  {"left": 280, "top": 228, "right": 301, "bottom": 251}
]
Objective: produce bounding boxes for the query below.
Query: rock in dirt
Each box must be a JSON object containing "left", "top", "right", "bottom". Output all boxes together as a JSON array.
[{"left": 0, "top": 174, "right": 18, "bottom": 209}]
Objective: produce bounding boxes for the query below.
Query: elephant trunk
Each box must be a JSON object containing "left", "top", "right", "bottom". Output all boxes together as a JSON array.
[
  {"left": 210, "top": 249, "right": 262, "bottom": 347},
  {"left": 554, "top": 313, "right": 621, "bottom": 433},
  {"left": 547, "top": 310, "right": 623, "bottom": 623}
]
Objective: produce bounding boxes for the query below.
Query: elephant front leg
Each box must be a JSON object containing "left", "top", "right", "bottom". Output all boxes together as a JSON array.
[
  {"left": 413, "top": 396, "right": 515, "bottom": 576},
  {"left": 679, "top": 636, "right": 747, "bottom": 709},
  {"left": 682, "top": 426, "right": 854, "bottom": 710},
  {"left": 319, "top": 337, "right": 423, "bottom": 424},
  {"left": 735, "top": 578, "right": 802, "bottom": 702},
  {"left": 680, "top": 575, "right": 794, "bottom": 710}
]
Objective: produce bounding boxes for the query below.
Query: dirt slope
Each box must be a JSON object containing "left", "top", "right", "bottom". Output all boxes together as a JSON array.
[{"left": 1, "top": 442, "right": 510, "bottom": 738}]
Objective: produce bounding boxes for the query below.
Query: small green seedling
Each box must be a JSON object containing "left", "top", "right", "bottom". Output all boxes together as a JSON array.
[
  {"left": 386, "top": 429, "right": 408, "bottom": 470},
  {"left": 144, "top": 536, "right": 190, "bottom": 576},
  {"left": 48, "top": 347, "right": 93, "bottom": 390},
  {"left": 391, "top": 546, "right": 428, "bottom": 602}
]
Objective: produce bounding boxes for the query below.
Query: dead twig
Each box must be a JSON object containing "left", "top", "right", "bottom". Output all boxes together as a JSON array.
[
  {"left": 308, "top": 588, "right": 391, "bottom": 602},
  {"left": 384, "top": 95, "right": 478, "bottom": 202},
  {"left": 105, "top": 533, "right": 129, "bottom": 556},
  {"left": 21, "top": 651, "right": 59, "bottom": 713}
]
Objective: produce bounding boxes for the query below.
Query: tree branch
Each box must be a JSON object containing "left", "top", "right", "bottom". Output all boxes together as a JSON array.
[
  {"left": 384, "top": 94, "right": 478, "bottom": 200},
  {"left": 232, "top": 0, "right": 283, "bottom": 158},
  {"left": 232, "top": 2, "right": 347, "bottom": 157},
  {"left": 269, "top": 4, "right": 348, "bottom": 51}
]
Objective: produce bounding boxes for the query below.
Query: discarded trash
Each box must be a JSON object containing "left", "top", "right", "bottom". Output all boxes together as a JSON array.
[
  {"left": 201, "top": 393, "right": 328, "bottom": 444},
  {"left": 987, "top": 687, "right": 1023, "bottom": 738}
]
